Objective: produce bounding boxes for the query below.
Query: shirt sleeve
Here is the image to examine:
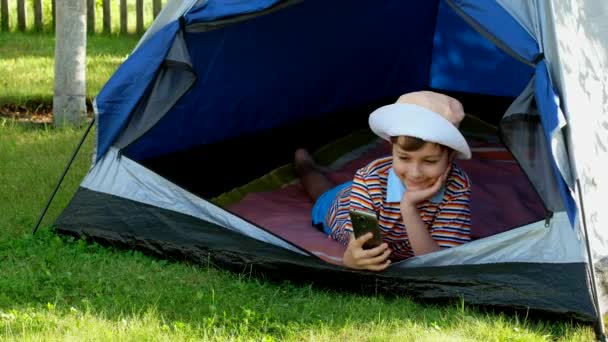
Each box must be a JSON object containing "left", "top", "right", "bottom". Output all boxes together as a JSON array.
[
  {"left": 350, "top": 167, "right": 377, "bottom": 213},
  {"left": 330, "top": 167, "right": 377, "bottom": 245},
  {"left": 430, "top": 174, "right": 472, "bottom": 248}
]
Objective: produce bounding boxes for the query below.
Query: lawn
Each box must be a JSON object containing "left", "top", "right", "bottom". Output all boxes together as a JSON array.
[
  {"left": 0, "top": 32, "right": 139, "bottom": 107},
  {"left": 0, "top": 33, "right": 597, "bottom": 341}
]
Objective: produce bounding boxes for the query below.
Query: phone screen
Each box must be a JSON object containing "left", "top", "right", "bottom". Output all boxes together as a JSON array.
[{"left": 349, "top": 209, "right": 383, "bottom": 249}]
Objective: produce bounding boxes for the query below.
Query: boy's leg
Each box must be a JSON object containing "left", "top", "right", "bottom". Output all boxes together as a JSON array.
[{"left": 294, "top": 149, "right": 335, "bottom": 202}]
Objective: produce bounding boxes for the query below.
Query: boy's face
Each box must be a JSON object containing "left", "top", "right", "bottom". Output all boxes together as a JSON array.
[{"left": 392, "top": 141, "right": 450, "bottom": 191}]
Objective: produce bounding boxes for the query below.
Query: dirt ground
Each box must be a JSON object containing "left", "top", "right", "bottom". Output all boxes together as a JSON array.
[
  {"left": 0, "top": 103, "right": 94, "bottom": 124},
  {"left": 0, "top": 104, "right": 54, "bottom": 124}
]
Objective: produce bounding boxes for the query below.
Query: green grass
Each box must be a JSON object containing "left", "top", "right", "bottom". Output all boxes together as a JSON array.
[
  {"left": 0, "top": 32, "right": 139, "bottom": 107},
  {"left": 0, "top": 119, "right": 597, "bottom": 341}
]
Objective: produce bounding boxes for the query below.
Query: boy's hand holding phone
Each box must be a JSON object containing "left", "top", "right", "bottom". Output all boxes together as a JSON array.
[
  {"left": 343, "top": 233, "right": 391, "bottom": 271},
  {"left": 344, "top": 209, "right": 391, "bottom": 271}
]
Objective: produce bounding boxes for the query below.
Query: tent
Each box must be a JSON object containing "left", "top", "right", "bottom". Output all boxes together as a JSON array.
[{"left": 46, "top": 0, "right": 608, "bottom": 337}]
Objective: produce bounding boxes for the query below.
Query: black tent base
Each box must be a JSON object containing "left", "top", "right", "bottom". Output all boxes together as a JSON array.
[{"left": 55, "top": 187, "right": 599, "bottom": 325}]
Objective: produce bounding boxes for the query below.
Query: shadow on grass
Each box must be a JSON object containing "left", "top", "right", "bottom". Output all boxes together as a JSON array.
[{"left": 0, "top": 32, "right": 141, "bottom": 59}]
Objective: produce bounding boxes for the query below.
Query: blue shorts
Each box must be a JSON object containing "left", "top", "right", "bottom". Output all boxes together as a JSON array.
[{"left": 311, "top": 181, "right": 352, "bottom": 235}]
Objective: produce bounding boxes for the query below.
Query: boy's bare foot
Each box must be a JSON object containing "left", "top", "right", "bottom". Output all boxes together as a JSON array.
[
  {"left": 294, "top": 148, "right": 317, "bottom": 176},
  {"left": 294, "top": 149, "right": 333, "bottom": 175},
  {"left": 294, "top": 148, "right": 335, "bottom": 201}
]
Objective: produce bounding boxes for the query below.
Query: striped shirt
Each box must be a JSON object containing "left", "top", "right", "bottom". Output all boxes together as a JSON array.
[{"left": 326, "top": 156, "right": 472, "bottom": 261}]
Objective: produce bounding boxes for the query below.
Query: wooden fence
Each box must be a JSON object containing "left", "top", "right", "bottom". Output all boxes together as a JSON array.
[{"left": 0, "top": 0, "right": 164, "bottom": 34}]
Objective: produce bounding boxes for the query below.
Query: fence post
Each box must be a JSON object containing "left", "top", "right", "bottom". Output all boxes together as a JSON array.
[
  {"left": 86, "top": 0, "right": 95, "bottom": 33},
  {"left": 120, "top": 0, "right": 127, "bottom": 34},
  {"left": 1, "top": 0, "right": 8, "bottom": 31},
  {"left": 34, "top": 0, "right": 43, "bottom": 31},
  {"left": 102, "top": 0, "right": 111, "bottom": 34},
  {"left": 153, "top": 0, "right": 161, "bottom": 18},
  {"left": 17, "top": 0, "right": 25, "bottom": 31},
  {"left": 136, "top": 0, "right": 143, "bottom": 34}
]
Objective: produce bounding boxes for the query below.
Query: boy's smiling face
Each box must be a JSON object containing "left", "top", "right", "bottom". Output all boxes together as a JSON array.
[{"left": 391, "top": 137, "right": 450, "bottom": 191}]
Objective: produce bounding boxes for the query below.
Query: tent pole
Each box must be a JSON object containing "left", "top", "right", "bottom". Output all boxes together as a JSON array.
[
  {"left": 576, "top": 179, "right": 607, "bottom": 340},
  {"left": 32, "top": 117, "right": 96, "bottom": 235}
]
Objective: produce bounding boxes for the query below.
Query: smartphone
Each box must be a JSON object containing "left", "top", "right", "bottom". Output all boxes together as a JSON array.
[{"left": 349, "top": 209, "right": 383, "bottom": 249}]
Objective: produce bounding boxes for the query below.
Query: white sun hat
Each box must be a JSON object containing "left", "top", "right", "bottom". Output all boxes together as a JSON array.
[{"left": 369, "top": 91, "right": 471, "bottom": 159}]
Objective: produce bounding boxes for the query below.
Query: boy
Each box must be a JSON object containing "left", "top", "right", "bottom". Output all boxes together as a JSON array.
[{"left": 295, "top": 91, "right": 472, "bottom": 271}]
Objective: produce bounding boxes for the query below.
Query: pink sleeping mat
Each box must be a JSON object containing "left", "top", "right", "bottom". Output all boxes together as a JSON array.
[{"left": 228, "top": 139, "right": 546, "bottom": 265}]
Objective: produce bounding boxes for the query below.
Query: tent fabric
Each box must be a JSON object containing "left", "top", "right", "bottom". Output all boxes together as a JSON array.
[
  {"left": 98, "top": 0, "right": 577, "bottom": 226},
  {"left": 543, "top": 1, "right": 608, "bottom": 335},
  {"left": 96, "top": 21, "right": 180, "bottom": 161},
  {"left": 430, "top": 0, "right": 533, "bottom": 96},
  {"left": 134, "top": 0, "right": 199, "bottom": 51},
  {"left": 114, "top": 31, "right": 197, "bottom": 150},
  {"left": 81, "top": 147, "right": 308, "bottom": 255},
  {"left": 124, "top": 0, "right": 440, "bottom": 161},
  {"left": 447, "top": 0, "right": 539, "bottom": 63},
  {"left": 185, "top": 0, "right": 285, "bottom": 24},
  {"left": 534, "top": 61, "right": 577, "bottom": 224},
  {"left": 392, "top": 212, "right": 583, "bottom": 267},
  {"left": 543, "top": 0, "right": 608, "bottom": 264},
  {"left": 448, "top": 0, "right": 577, "bottom": 224},
  {"left": 54, "top": 187, "right": 596, "bottom": 322},
  {"left": 500, "top": 77, "right": 565, "bottom": 212},
  {"left": 494, "top": 0, "right": 540, "bottom": 41}
]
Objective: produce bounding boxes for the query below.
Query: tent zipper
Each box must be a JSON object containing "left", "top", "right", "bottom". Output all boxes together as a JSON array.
[
  {"left": 544, "top": 211, "right": 553, "bottom": 227},
  {"left": 186, "top": 0, "right": 303, "bottom": 33}
]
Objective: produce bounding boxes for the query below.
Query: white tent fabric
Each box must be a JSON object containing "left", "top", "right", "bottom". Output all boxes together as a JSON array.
[
  {"left": 544, "top": 0, "right": 608, "bottom": 263},
  {"left": 399, "top": 212, "right": 585, "bottom": 268},
  {"left": 134, "top": 0, "right": 201, "bottom": 51}
]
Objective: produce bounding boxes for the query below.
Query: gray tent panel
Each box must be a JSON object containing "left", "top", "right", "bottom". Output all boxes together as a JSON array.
[
  {"left": 500, "top": 77, "right": 565, "bottom": 213},
  {"left": 115, "top": 31, "right": 196, "bottom": 150}
]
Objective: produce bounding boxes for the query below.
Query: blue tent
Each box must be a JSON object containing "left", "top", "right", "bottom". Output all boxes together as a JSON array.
[{"left": 53, "top": 0, "right": 608, "bottom": 337}]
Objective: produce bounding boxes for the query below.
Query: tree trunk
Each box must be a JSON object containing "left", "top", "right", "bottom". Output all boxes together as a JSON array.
[
  {"left": 33, "top": 0, "right": 42, "bottom": 32},
  {"left": 86, "top": 0, "right": 95, "bottom": 33},
  {"left": 17, "top": 0, "right": 26, "bottom": 31},
  {"left": 102, "top": 0, "right": 111, "bottom": 34},
  {"left": 1, "top": 0, "right": 8, "bottom": 31},
  {"left": 136, "top": 0, "right": 143, "bottom": 34},
  {"left": 51, "top": 0, "right": 56, "bottom": 31},
  {"left": 54, "top": 0, "right": 87, "bottom": 127},
  {"left": 153, "top": 0, "right": 162, "bottom": 18},
  {"left": 120, "top": 0, "right": 127, "bottom": 34}
]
